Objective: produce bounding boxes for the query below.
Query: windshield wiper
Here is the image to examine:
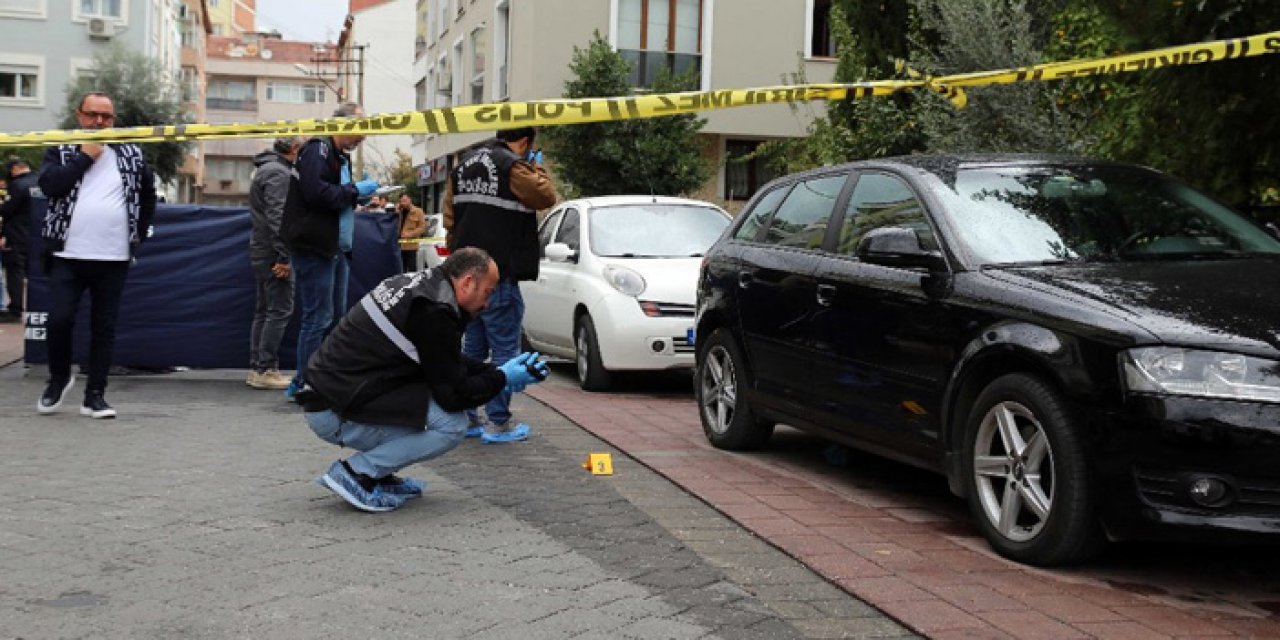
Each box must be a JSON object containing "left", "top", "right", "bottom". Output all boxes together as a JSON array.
[{"left": 982, "top": 258, "right": 1077, "bottom": 269}]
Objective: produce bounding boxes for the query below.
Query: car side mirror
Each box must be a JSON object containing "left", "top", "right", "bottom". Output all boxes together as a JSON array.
[
  {"left": 544, "top": 242, "right": 578, "bottom": 263},
  {"left": 856, "top": 227, "right": 947, "bottom": 271}
]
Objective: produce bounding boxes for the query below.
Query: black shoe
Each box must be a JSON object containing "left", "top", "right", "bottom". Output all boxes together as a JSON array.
[
  {"left": 37, "top": 377, "right": 75, "bottom": 414},
  {"left": 81, "top": 392, "right": 117, "bottom": 419}
]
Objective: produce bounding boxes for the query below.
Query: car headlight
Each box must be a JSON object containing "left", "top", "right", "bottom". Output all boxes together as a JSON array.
[
  {"left": 1121, "top": 346, "right": 1280, "bottom": 403},
  {"left": 602, "top": 265, "right": 646, "bottom": 297}
]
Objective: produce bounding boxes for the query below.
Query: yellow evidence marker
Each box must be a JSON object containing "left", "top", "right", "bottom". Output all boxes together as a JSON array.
[{"left": 583, "top": 453, "right": 614, "bottom": 476}]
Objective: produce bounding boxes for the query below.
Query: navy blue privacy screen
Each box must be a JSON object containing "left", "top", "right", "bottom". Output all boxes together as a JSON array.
[{"left": 23, "top": 199, "right": 401, "bottom": 370}]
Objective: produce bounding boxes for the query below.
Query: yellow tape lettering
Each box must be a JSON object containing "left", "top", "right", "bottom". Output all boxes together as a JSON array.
[
  {"left": 1189, "top": 47, "right": 1216, "bottom": 63},
  {"left": 537, "top": 103, "right": 565, "bottom": 120},
  {"left": 1267, "top": 36, "right": 1280, "bottom": 52},
  {"left": 380, "top": 114, "right": 412, "bottom": 130},
  {"left": 653, "top": 95, "right": 680, "bottom": 113}
]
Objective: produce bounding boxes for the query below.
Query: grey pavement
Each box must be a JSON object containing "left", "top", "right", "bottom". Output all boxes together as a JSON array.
[{"left": 0, "top": 364, "right": 912, "bottom": 639}]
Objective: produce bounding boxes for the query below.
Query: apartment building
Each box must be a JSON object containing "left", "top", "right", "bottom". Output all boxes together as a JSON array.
[
  {"left": 409, "top": 0, "right": 837, "bottom": 212},
  {"left": 205, "top": 0, "right": 255, "bottom": 36},
  {"left": 202, "top": 33, "right": 341, "bottom": 206},
  {"left": 0, "top": 0, "right": 184, "bottom": 136},
  {"left": 177, "top": 0, "right": 213, "bottom": 203},
  {"left": 345, "top": 0, "right": 417, "bottom": 180}
]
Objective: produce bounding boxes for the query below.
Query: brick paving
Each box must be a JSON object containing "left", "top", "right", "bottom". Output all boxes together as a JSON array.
[
  {"left": 0, "top": 336, "right": 914, "bottom": 639},
  {"left": 527, "top": 368, "right": 1280, "bottom": 639}
]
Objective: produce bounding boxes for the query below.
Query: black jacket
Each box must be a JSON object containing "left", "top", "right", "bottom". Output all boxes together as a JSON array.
[
  {"left": 248, "top": 150, "right": 293, "bottom": 264},
  {"left": 280, "top": 137, "right": 357, "bottom": 258},
  {"left": 0, "top": 171, "right": 37, "bottom": 254},
  {"left": 303, "top": 268, "right": 506, "bottom": 427},
  {"left": 448, "top": 140, "right": 541, "bottom": 281}
]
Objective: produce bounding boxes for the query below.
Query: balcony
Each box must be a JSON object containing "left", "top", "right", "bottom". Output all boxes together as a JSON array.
[{"left": 205, "top": 97, "right": 258, "bottom": 111}]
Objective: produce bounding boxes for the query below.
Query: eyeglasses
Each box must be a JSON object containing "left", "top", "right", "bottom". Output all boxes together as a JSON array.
[{"left": 78, "top": 110, "right": 116, "bottom": 122}]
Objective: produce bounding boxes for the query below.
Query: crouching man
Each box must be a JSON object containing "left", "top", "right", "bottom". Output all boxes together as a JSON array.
[{"left": 298, "top": 247, "right": 548, "bottom": 512}]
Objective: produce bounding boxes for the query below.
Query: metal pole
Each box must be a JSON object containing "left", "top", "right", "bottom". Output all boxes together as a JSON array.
[{"left": 355, "top": 45, "right": 366, "bottom": 178}]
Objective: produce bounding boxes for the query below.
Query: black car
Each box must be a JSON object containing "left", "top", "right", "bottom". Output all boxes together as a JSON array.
[{"left": 694, "top": 154, "right": 1280, "bottom": 566}]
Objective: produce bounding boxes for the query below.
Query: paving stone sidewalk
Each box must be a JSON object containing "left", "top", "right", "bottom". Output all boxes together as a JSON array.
[{"left": 0, "top": 364, "right": 911, "bottom": 639}]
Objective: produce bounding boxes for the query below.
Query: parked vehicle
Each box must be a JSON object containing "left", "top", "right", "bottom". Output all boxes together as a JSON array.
[
  {"left": 695, "top": 154, "right": 1280, "bottom": 565},
  {"left": 522, "top": 196, "right": 731, "bottom": 390}
]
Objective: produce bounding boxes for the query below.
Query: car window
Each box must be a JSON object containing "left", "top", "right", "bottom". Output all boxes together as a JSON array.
[
  {"left": 761, "top": 175, "right": 847, "bottom": 249},
  {"left": 836, "top": 173, "right": 937, "bottom": 256},
  {"left": 539, "top": 210, "right": 563, "bottom": 250},
  {"left": 590, "top": 204, "right": 730, "bottom": 257},
  {"left": 556, "top": 207, "right": 581, "bottom": 251},
  {"left": 733, "top": 185, "right": 790, "bottom": 241}
]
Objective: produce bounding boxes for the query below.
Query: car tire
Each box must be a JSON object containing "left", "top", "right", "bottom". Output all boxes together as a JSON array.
[
  {"left": 696, "top": 328, "right": 774, "bottom": 450},
  {"left": 962, "top": 373, "right": 1104, "bottom": 566},
  {"left": 575, "top": 315, "right": 612, "bottom": 391}
]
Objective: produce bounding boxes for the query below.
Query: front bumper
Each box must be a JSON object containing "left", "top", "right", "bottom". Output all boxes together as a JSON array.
[
  {"left": 591, "top": 294, "right": 697, "bottom": 372},
  {"left": 1094, "top": 395, "right": 1280, "bottom": 541}
]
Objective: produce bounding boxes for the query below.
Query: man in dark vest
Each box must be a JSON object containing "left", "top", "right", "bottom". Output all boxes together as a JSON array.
[
  {"left": 443, "top": 127, "right": 556, "bottom": 444},
  {"left": 0, "top": 156, "right": 36, "bottom": 323},
  {"left": 299, "top": 247, "right": 549, "bottom": 512}
]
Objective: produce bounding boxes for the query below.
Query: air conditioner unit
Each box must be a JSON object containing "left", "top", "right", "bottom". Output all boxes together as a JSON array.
[{"left": 87, "top": 18, "right": 116, "bottom": 39}]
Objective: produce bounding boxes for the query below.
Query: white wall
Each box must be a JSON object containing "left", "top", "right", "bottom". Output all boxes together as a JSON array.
[{"left": 352, "top": 0, "right": 418, "bottom": 180}]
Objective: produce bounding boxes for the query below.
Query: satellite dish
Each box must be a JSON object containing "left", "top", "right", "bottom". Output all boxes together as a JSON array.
[{"left": 261, "top": 49, "right": 273, "bottom": 59}]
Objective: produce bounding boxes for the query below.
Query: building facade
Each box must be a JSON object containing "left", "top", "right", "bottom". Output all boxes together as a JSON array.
[
  {"left": 177, "top": 0, "right": 213, "bottom": 203},
  {"left": 202, "top": 33, "right": 341, "bottom": 206},
  {"left": 408, "top": 0, "right": 837, "bottom": 212},
  {"left": 344, "top": 0, "right": 416, "bottom": 182},
  {"left": 0, "top": 0, "right": 185, "bottom": 136},
  {"left": 205, "top": 0, "right": 255, "bottom": 36}
]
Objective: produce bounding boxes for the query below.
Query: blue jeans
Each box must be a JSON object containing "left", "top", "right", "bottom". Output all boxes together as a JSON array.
[
  {"left": 46, "top": 258, "right": 130, "bottom": 394},
  {"left": 291, "top": 253, "right": 337, "bottom": 386},
  {"left": 463, "top": 279, "right": 524, "bottom": 426},
  {"left": 305, "top": 398, "right": 469, "bottom": 478}
]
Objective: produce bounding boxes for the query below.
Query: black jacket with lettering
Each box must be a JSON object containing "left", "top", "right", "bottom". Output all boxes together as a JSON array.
[
  {"left": 303, "top": 268, "right": 506, "bottom": 427},
  {"left": 280, "top": 136, "right": 357, "bottom": 258},
  {"left": 447, "top": 140, "right": 540, "bottom": 281}
]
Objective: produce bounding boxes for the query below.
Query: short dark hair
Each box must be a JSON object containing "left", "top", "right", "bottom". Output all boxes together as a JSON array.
[
  {"left": 272, "top": 136, "right": 303, "bottom": 154},
  {"left": 5, "top": 156, "right": 30, "bottom": 177},
  {"left": 333, "top": 102, "right": 363, "bottom": 118},
  {"left": 496, "top": 127, "right": 536, "bottom": 146},
  {"left": 440, "top": 247, "right": 493, "bottom": 281},
  {"left": 77, "top": 91, "right": 112, "bottom": 111}
]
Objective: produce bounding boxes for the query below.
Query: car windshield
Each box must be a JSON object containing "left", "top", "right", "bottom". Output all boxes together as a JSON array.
[
  {"left": 590, "top": 204, "right": 730, "bottom": 257},
  {"left": 940, "top": 166, "right": 1280, "bottom": 266}
]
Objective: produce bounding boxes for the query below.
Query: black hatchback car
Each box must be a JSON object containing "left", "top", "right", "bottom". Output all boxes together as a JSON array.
[{"left": 694, "top": 154, "right": 1280, "bottom": 566}]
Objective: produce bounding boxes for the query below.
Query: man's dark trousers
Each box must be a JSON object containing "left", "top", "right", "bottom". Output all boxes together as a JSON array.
[
  {"left": 46, "top": 257, "right": 129, "bottom": 393},
  {"left": 2, "top": 250, "right": 25, "bottom": 314}
]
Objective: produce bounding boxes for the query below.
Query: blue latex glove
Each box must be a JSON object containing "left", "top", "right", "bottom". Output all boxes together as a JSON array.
[
  {"left": 499, "top": 352, "right": 548, "bottom": 393},
  {"left": 354, "top": 179, "right": 379, "bottom": 197},
  {"left": 525, "top": 149, "right": 544, "bottom": 165}
]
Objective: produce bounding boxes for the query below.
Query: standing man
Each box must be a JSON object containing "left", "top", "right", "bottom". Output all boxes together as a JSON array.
[
  {"left": 299, "top": 247, "right": 548, "bottom": 512},
  {"left": 0, "top": 157, "right": 36, "bottom": 323},
  {"left": 444, "top": 127, "right": 557, "bottom": 443},
  {"left": 396, "top": 192, "right": 426, "bottom": 273},
  {"left": 36, "top": 92, "right": 156, "bottom": 418},
  {"left": 246, "top": 136, "right": 303, "bottom": 390},
  {"left": 280, "top": 102, "right": 377, "bottom": 400}
]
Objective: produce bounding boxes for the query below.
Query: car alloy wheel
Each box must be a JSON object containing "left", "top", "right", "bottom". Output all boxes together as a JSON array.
[
  {"left": 700, "top": 344, "right": 737, "bottom": 437},
  {"left": 962, "top": 373, "right": 1103, "bottom": 566},
  {"left": 695, "top": 328, "right": 773, "bottom": 450},
  {"left": 972, "top": 400, "right": 1054, "bottom": 543}
]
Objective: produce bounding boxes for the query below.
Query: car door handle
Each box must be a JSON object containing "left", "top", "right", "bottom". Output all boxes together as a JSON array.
[
  {"left": 737, "top": 271, "right": 753, "bottom": 289},
  {"left": 816, "top": 284, "right": 836, "bottom": 307}
]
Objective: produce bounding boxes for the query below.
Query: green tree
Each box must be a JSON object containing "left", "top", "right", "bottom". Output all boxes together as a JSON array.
[
  {"left": 541, "top": 32, "right": 711, "bottom": 197},
  {"left": 756, "top": 1, "right": 924, "bottom": 176},
  {"left": 1072, "top": 0, "right": 1280, "bottom": 208},
  {"left": 386, "top": 149, "right": 420, "bottom": 206},
  {"left": 910, "top": 0, "right": 1082, "bottom": 153},
  {"left": 60, "top": 45, "right": 191, "bottom": 185}
]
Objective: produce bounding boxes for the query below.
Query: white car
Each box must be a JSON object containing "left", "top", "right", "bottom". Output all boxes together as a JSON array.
[{"left": 521, "top": 196, "right": 732, "bottom": 390}]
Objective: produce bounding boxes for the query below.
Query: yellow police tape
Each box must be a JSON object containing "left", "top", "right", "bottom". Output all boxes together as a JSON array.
[{"left": 1, "top": 29, "right": 1277, "bottom": 148}]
